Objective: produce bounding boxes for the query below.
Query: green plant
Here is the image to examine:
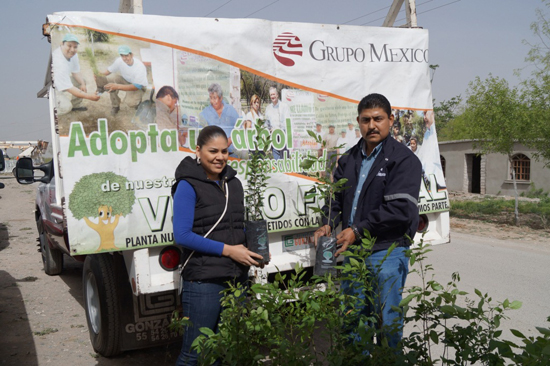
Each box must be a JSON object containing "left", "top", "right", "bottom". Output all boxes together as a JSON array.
[
  {"left": 244, "top": 120, "right": 272, "bottom": 222},
  {"left": 190, "top": 234, "right": 398, "bottom": 365},
  {"left": 175, "top": 233, "right": 550, "bottom": 365},
  {"left": 34, "top": 328, "right": 58, "bottom": 336},
  {"left": 400, "top": 239, "right": 523, "bottom": 365},
  {"left": 300, "top": 130, "right": 348, "bottom": 236},
  {"left": 508, "top": 317, "right": 550, "bottom": 364},
  {"left": 84, "top": 47, "right": 101, "bottom": 77},
  {"left": 85, "top": 29, "right": 110, "bottom": 43},
  {"left": 520, "top": 182, "right": 549, "bottom": 199}
]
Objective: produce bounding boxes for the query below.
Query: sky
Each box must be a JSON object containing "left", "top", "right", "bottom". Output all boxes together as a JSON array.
[{"left": 0, "top": 0, "right": 543, "bottom": 143}]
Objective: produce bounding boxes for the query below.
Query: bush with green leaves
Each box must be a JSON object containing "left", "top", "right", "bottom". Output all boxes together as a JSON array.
[
  {"left": 300, "top": 130, "right": 348, "bottom": 235},
  {"left": 244, "top": 120, "right": 272, "bottom": 222},
  {"left": 68, "top": 172, "right": 135, "bottom": 220},
  {"left": 170, "top": 233, "right": 549, "bottom": 365}
]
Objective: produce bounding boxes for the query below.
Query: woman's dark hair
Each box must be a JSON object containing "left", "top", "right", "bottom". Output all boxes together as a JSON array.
[{"left": 196, "top": 125, "right": 228, "bottom": 147}]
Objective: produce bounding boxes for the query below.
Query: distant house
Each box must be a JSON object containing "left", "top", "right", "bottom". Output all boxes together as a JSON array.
[{"left": 438, "top": 140, "right": 550, "bottom": 196}]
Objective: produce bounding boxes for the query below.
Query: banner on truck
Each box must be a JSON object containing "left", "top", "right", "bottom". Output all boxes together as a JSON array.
[{"left": 48, "top": 13, "right": 448, "bottom": 255}]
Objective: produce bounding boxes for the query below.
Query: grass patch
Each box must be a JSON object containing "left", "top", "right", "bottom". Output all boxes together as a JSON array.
[
  {"left": 451, "top": 196, "right": 550, "bottom": 229},
  {"left": 34, "top": 328, "right": 58, "bottom": 336}
]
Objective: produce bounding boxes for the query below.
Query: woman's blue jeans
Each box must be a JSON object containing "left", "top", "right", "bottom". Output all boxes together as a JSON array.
[
  {"left": 176, "top": 276, "right": 246, "bottom": 366},
  {"left": 341, "top": 246, "right": 409, "bottom": 348}
]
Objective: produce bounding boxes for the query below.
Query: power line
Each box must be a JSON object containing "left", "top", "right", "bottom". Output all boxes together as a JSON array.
[
  {"left": 204, "top": 0, "right": 233, "bottom": 17},
  {"left": 245, "top": 0, "right": 280, "bottom": 18},
  {"left": 342, "top": 4, "right": 392, "bottom": 24},
  {"left": 357, "top": 0, "right": 458, "bottom": 26},
  {"left": 392, "top": 0, "right": 462, "bottom": 27}
]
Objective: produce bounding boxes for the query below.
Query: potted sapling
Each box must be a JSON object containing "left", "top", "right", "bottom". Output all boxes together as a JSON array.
[
  {"left": 244, "top": 119, "right": 272, "bottom": 265},
  {"left": 301, "top": 130, "right": 348, "bottom": 276}
]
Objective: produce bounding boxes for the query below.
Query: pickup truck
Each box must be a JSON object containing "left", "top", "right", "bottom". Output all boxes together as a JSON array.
[{"left": 17, "top": 10, "right": 450, "bottom": 357}]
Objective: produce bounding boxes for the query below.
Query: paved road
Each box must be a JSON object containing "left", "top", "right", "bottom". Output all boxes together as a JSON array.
[{"left": 407, "top": 232, "right": 550, "bottom": 341}]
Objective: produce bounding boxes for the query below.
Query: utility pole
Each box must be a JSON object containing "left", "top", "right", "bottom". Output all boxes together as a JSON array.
[
  {"left": 119, "top": 0, "right": 143, "bottom": 14},
  {"left": 383, "top": 0, "right": 418, "bottom": 28}
]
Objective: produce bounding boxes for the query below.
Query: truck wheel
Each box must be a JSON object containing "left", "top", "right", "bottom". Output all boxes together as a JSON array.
[
  {"left": 83, "top": 254, "right": 121, "bottom": 357},
  {"left": 38, "top": 220, "right": 63, "bottom": 275}
]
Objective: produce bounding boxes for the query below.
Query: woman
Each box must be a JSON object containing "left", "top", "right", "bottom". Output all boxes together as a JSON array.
[
  {"left": 243, "top": 94, "right": 263, "bottom": 129},
  {"left": 172, "top": 126, "right": 263, "bottom": 366}
]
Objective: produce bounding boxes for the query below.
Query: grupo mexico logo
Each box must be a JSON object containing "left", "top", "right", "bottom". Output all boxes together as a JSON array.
[{"left": 273, "top": 32, "right": 303, "bottom": 67}]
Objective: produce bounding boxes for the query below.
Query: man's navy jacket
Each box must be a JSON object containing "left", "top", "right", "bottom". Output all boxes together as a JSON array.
[{"left": 324, "top": 136, "right": 422, "bottom": 252}]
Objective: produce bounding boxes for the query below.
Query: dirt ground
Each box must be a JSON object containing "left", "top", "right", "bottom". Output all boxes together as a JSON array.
[
  {"left": 1, "top": 176, "right": 549, "bottom": 365},
  {"left": 0, "top": 176, "right": 180, "bottom": 366}
]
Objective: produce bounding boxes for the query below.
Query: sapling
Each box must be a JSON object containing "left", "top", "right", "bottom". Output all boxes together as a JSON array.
[
  {"left": 301, "top": 130, "right": 348, "bottom": 276},
  {"left": 244, "top": 119, "right": 272, "bottom": 265}
]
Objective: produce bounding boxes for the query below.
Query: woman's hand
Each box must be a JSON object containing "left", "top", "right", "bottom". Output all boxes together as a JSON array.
[{"left": 222, "top": 244, "right": 263, "bottom": 267}]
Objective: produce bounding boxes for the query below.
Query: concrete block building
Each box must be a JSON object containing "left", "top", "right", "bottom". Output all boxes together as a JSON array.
[{"left": 438, "top": 140, "right": 550, "bottom": 196}]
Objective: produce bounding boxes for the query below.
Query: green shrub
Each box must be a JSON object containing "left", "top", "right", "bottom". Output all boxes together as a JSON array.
[{"left": 170, "top": 236, "right": 548, "bottom": 365}]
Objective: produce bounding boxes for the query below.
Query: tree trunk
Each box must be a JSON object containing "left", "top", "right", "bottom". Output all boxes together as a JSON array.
[{"left": 509, "top": 154, "right": 520, "bottom": 226}]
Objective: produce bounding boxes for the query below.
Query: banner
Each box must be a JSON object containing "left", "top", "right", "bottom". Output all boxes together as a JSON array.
[{"left": 48, "top": 12, "right": 448, "bottom": 255}]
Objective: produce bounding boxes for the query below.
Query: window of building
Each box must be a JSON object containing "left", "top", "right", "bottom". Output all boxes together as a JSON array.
[
  {"left": 510, "top": 154, "right": 530, "bottom": 181},
  {"left": 440, "top": 155, "right": 446, "bottom": 177}
]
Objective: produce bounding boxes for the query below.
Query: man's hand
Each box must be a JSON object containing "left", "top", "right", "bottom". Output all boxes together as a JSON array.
[
  {"left": 88, "top": 93, "right": 100, "bottom": 102},
  {"left": 335, "top": 228, "right": 356, "bottom": 257},
  {"left": 104, "top": 83, "right": 118, "bottom": 91},
  {"left": 79, "top": 84, "right": 87, "bottom": 93},
  {"left": 314, "top": 225, "right": 331, "bottom": 248}
]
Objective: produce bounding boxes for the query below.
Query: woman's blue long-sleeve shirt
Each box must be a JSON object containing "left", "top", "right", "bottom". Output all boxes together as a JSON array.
[{"left": 173, "top": 180, "right": 225, "bottom": 256}]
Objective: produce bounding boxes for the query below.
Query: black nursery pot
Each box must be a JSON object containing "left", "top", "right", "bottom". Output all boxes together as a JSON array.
[
  {"left": 314, "top": 236, "right": 337, "bottom": 277},
  {"left": 245, "top": 220, "right": 270, "bottom": 265}
]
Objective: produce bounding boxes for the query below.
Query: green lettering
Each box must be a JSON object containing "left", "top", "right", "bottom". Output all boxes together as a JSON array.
[
  {"left": 129, "top": 131, "right": 147, "bottom": 162},
  {"left": 272, "top": 129, "right": 285, "bottom": 149},
  {"left": 231, "top": 128, "right": 246, "bottom": 150},
  {"left": 110, "top": 131, "right": 128, "bottom": 155},
  {"left": 286, "top": 118, "right": 293, "bottom": 148},
  {"left": 90, "top": 119, "right": 108, "bottom": 156},
  {"left": 160, "top": 130, "right": 178, "bottom": 152},
  {"left": 68, "top": 122, "right": 90, "bottom": 158},
  {"left": 147, "top": 125, "right": 159, "bottom": 153}
]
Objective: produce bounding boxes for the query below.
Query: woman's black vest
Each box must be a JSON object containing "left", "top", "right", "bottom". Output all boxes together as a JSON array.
[{"left": 173, "top": 157, "right": 247, "bottom": 281}]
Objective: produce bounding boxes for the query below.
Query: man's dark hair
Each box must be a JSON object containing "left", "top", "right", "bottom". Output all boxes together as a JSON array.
[
  {"left": 156, "top": 85, "right": 179, "bottom": 100},
  {"left": 393, "top": 121, "right": 401, "bottom": 130},
  {"left": 357, "top": 93, "right": 392, "bottom": 118},
  {"left": 197, "top": 125, "right": 227, "bottom": 148}
]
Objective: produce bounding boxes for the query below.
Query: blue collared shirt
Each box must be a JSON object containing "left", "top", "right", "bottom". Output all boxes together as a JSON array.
[{"left": 348, "top": 141, "right": 383, "bottom": 226}]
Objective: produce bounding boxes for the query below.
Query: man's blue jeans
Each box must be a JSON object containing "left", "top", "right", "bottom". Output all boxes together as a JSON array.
[
  {"left": 341, "top": 246, "right": 409, "bottom": 348},
  {"left": 176, "top": 276, "right": 246, "bottom": 366}
]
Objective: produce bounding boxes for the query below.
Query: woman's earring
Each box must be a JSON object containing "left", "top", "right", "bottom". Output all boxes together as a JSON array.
[{"left": 197, "top": 156, "right": 201, "bottom": 165}]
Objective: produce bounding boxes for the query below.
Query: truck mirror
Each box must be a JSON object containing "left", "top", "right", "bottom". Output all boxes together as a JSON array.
[{"left": 15, "top": 157, "right": 36, "bottom": 184}]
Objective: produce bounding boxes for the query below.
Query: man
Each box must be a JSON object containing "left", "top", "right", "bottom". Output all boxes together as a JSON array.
[
  {"left": 417, "top": 110, "right": 446, "bottom": 189},
  {"left": 392, "top": 121, "right": 402, "bottom": 140},
  {"left": 264, "top": 86, "right": 291, "bottom": 159},
  {"left": 52, "top": 34, "right": 100, "bottom": 115},
  {"left": 409, "top": 136, "right": 419, "bottom": 154},
  {"left": 155, "top": 86, "right": 180, "bottom": 130},
  {"left": 345, "top": 121, "right": 355, "bottom": 140},
  {"left": 354, "top": 128, "right": 361, "bottom": 144},
  {"left": 314, "top": 93, "right": 421, "bottom": 348},
  {"left": 199, "top": 83, "right": 239, "bottom": 154},
  {"left": 337, "top": 129, "right": 349, "bottom": 155},
  {"left": 323, "top": 124, "right": 339, "bottom": 176},
  {"left": 100, "top": 45, "right": 148, "bottom": 115}
]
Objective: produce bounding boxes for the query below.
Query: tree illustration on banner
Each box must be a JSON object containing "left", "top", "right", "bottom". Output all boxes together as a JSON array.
[{"left": 69, "top": 172, "right": 136, "bottom": 251}]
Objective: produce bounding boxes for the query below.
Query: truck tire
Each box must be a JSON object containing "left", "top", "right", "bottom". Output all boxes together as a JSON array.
[
  {"left": 38, "top": 220, "right": 63, "bottom": 275},
  {"left": 83, "top": 254, "right": 122, "bottom": 357}
]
